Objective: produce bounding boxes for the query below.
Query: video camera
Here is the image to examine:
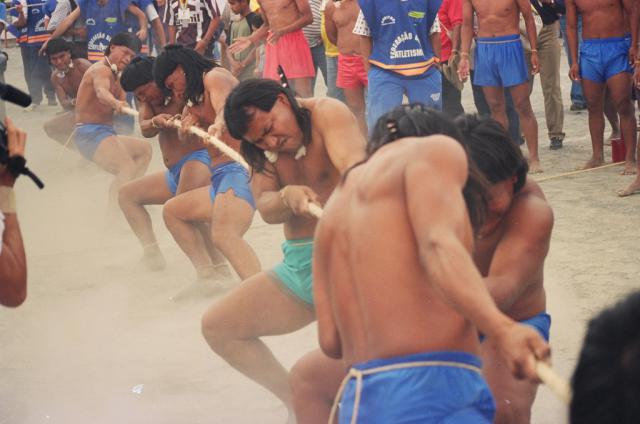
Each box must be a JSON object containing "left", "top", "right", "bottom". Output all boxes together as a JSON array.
[{"left": 0, "top": 82, "right": 44, "bottom": 189}]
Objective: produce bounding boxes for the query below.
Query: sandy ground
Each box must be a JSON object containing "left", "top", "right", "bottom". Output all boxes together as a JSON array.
[{"left": 0, "top": 43, "right": 638, "bottom": 424}]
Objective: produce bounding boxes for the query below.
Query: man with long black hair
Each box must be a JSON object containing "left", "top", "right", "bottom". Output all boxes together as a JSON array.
[
  {"left": 119, "top": 56, "right": 212, "bottom": 271},
  {"left": 200, "top": 78, "right": 364, "bottom": 419},
  {"left": 154, "top": 44, "right": 259, "bottom": 292}
]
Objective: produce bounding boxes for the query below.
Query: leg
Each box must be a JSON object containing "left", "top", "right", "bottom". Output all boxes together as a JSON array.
[
  {"left": 92, "top": 135, "right": 152, "bottom": 206},
  {"left": 43, "top": 111, "right": 76, "bottom": 148},
  {"left": 114, "top": 135, "right": 152, "bottom": 178},
  {"left": 162, "top": 186, "right": 214, "bottom": 278},
  {"left": 210, "top": 191, "right": 260, "bottom": 280},
  {"left": 581, "top": 79, "right": 607, "bottom": 168},
  {"left": 538, "top": 22, "right": 565, "bottom": 144},
  {"left": 471, "top": 71, "right": 491, "bottom": 117},
  {"left": 606, "top": 72, "right": 637, "bottom": 174},
  {"left": 291, "top": 77, "right": 313, "bottom": 98},
  {"left": 504, "top": 88, "right": 523, "bottom": 145},
  {"left": 290, "top": 349, "right": 344, "bottom": 424},
  {"left": 325, "top": 55, "right": 345, "bottom": 102},
  {"left": 510, "top": 82, "right": 542, "bottom": 173},
  {"left": 343, "top": 86, "right": 367, "bottom": 136},
  {"left": 481, "top": 339, "right": 539, "bottom": 424},
  {"left": 604, "top": 88, "right": 620, "bottom": 141},
  {"left": 20, "top": 46, "right": 40, "bottom": 106},
  {"left": 366, "top": 67, "right": 404, "bottom": 131},
  {"left": 482, "top": 86, "right": 509, "bottom": 130},
  {"left": 201, "top": 273, "right": 315, "bottom": 414},
  {"left": 118, "top": 172, "right": 172, "bottom": 270},
  {"left": 441, "top": 76, "right": 465, "bottom": 118}
]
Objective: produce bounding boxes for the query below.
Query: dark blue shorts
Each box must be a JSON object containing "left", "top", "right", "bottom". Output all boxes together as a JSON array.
[
  {"left": 473, "top": 34, "right": 529, "bottom": 88},
  {"left": 209, "top": 162, "right": 255, "bottom": 209},
  {"left": 165, "top": 149, "right": 211, "bottom": 196},
  {"left": 580, "top": 36, "right": 632, "bottom": 83},
  {"left": 74, "top": 123, "right": 117, "bottom": 161},
  {"left": 338, "top": 351, "right": 495, "bottom": 424}
]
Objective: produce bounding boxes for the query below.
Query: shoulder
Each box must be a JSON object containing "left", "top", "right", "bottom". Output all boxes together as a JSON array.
[
  {"left": 401, "top": 136, "right": 469, "bottom": 183},
  {"left": 506, "top": 181, "right": 554, "bottom": 238},
  {"left": 309, "top": 96, "right": 351, "bottom": 122},
  {"left": 75, "top": 58, "right": 92, "bottom": 69}
]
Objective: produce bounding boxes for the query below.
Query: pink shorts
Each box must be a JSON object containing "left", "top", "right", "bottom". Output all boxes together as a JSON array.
[
  {"left": 263, "top": 29, "right": 315, "bottom": 81},
  {"left": 337, "top": 54, "right": 368, "bottom": 88}
]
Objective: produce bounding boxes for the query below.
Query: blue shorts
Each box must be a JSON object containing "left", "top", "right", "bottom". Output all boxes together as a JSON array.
[
  {"left": 480, "top": 311, "right": 551, "bottom": 343},
  {"left": 209, "top": 161, "right": 255, "bottom": 209},
  {"left": 367, "top": 66, "right": 442, "bottom": 132},
  {"left": 580, "top": 36, "right": 633, "bottom": 83},
  {"left": 165, "top": 149, "right": 211, "bottom": 196},
  {"left": 474, "top": 34, "right": 529, "bottom": 88},
  {"left": 268, "top": 238, "right": 314, "bottom": 305},
  {"left": 74, "top": 123, "right": 117, "bottom": 161},
  {"left": 338, "top": 351, "right": 495, "bottom": 424}
]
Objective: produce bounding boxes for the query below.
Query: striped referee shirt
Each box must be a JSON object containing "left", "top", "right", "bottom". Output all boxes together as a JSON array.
[{"left": 164, "top": 0, "right": 219, "bottom": 46}]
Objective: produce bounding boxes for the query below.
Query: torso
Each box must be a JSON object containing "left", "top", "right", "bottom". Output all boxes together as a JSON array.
[
  {"left": 74, "top": 61, "right": 122, "bottom": 125},
  {"left": 473, "top": 180, "right": 549, "bottom": 321},
  {"left": 54, "top": 59, "right": 91, "bottom": 107},
  {"left": 470, "top": 0, "right": 521, "bottom": 37},
  {"left": 259, "top": 0, "right": 301, "bottom": 33},
  {"left": 332, "top": 0, "right": 360, "bottom": 54},
  {"left": 320, "top": 138, "right": 480, "bottom": 367},
  {"left": 574, "top": 0, "right": 629, "bottom": 39},
  {"left": 185, "top": 67, "right": 242, "bottom": 167},
  {"left": 150, "top": 99, "right": 206, "bottom": 168}
]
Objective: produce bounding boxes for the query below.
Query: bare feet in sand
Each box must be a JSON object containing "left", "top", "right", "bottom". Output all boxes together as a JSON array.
[
  {"left": 578, "top": 157, "right": 604, "bottom": 170},
  {"left": 140, "top": 246, "right": 166, "bottom": 272},
  {"left": 621, "top": 160, "right": 637, "bottom": 175},
  {"left": 528, "top": 159, "right": 543, "bottom": 174},
  {"left": 617, "top": 177, "right": 640, "bottom": 197}
]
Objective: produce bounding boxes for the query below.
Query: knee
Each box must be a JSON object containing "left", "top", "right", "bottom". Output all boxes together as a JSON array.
[
  {"left": 513, "top": 98, "right": 533, "bottom": 117},
  {"left": 162, "top": 199, "right": 178, "bottom": 225},
  {"left": 615, "top": 99, "right": 634, "bottom": 117},
  {"left": 201, "top": 307, "right": 233, "bottom": 350},
  {"left": 289, "top": 359, "right": 315, "bottom": 401},
  {"left": 117, "top": 182, "right": 136, "bottom": 208}
]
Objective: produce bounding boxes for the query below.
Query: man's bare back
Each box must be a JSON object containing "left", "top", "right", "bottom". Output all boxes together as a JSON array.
[
  {"left": 316, "top": 136, "right": 479, "bottom": 366},
  {"left": 473, "top": 179, "right": 552, "bottom": 322},
  {"left": 259, "top": 0, "right": 304, "bottom": 32},
  {"left": 468, "top": 0, "right": 523, "bottom": 37},
  {"left": 326, "top": 0, "right": 361, "bottom": 54},
  {"left": 572, "top": 0, "right": 630, "bottom": 39},
  {"left": 75, "top": 63, "right": 123, "bottom": 125}
]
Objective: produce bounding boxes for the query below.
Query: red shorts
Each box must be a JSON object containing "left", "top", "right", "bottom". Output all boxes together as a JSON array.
[
  {"left": 263, "top": 29, "right": 315, "bottom": 81},
  {"left": 336, "top": 54, "right": 368, "bottom": 88}
]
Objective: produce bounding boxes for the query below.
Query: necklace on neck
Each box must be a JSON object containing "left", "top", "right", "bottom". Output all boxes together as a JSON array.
[{"left": 264, "top": 145, "right": 307, "bottom": 163}]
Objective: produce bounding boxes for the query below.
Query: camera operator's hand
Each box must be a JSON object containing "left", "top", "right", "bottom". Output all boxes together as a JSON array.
[{"left": 0, "top": 118, "right": 26, "bottom": 188}]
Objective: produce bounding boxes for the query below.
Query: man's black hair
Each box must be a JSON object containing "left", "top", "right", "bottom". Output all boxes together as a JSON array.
[
  {"left": 105, "top": 32, "right": 142, "bottom": 57},
  {"left": 454, "top": 114, "right": 528, "bottom": 193},
  {"left": 153, "top": 44, "right": 217, "bottom": 103},
  {"left": 121, "top": 56, "right": 156, "bottom": 92},
  {"left": 571, "top": 291, "right": 640, "bottom": 424},
  {"left": 361, "top": 104, "right": 490, "bottom": 233},
  {"left": 224, "top": 78, "right": 312, "bottom": 175},
  {"left": 45, "top": 38, "right": 72, "bottom": 57}
]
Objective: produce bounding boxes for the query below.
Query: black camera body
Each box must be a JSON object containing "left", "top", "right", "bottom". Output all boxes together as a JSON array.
[{"left": 0, "top": 121, "right": 44, "bottom": 189}]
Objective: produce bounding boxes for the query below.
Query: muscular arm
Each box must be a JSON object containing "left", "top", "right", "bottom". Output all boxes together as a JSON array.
[
  {"left": 92, "top": 68, "right": 122, "bottom": 110},
  {"left": 205, "top": 70, "right": 238, "bottom": 130},
  {"left": 460, "top": 0, "right": 473, "bottom": 55},
  {"left": 151, "top": 16, "right": 167, "bottom": 46},
  {"left": 324, "top": 2, "right": 338, "bottom": 46},
  {"left": 623, "top": 0, "right": 637, "bottom": 60},
  {"left": 0, "top": 212, "right": 27, "bottom": 307},
  {"left": 565, "top": 0, "right": 578, "bottom": 65},
  {"left": 127, "top": 4, "right": 148, "bottom": 37},
  {"left": 251, "top": 166, "right": 293, "bottom": 224},
  {"left": 52, "top": 77, "right": 74, "bottom": 110},
  {"left": 273, "top": 0, "right": 313, "bottom": 34},
  {"left": 48, "top": 7, "right": 80, "bottom": 40},
  {"left": 484, "top": 199, "right": 553, "bottom": 311},
  {"left": 315, "top": 99, "right": 366, "bottom": 173},
  {"left": 406, "top": 138, "right": 513, "bottom": 339},
  {"left": 517, "top": 0, "right": 538, "bottom": 51},
  {"left": 313, "top": 214, "right": 342, "bottom": 359}
]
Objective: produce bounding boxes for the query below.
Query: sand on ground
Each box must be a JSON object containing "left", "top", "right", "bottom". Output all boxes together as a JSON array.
[{"left": 0, "top": 44, "right": 638, "bottom": 424}]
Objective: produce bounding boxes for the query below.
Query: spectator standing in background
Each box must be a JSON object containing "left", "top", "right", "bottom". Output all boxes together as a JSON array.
[
  {"left": 164, "top": 0, "right": 221, "bottom": 58},
  {"left": 302, "top": 0, "right": 327, "bottom": 94},
  {"left": 439, "top": 0, "right": 464, "bottom": 118}
]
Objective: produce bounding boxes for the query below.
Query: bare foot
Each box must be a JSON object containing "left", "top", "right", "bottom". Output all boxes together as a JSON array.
[
  {"left": 140, "top": 247, "right": 166, "bottom": 272},
  {"left": 528, "top": 159, "right": 543, "bottom": 174},
  {"left": 617, "top": 178, "right": 640, "bottom": 197},
  {"left": 621, "top": 160, "right": 638, "bottom": 175},
  {"left": 578, "top": 157, "right": 604, "bottom": 170}
]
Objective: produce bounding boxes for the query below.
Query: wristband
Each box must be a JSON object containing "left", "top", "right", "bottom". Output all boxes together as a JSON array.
[
  {"left": 531, "top": 49, "right": 538, "bottom": 53},
  {"left": 0, "top": 186, "right": 16, "bottom": 213}
]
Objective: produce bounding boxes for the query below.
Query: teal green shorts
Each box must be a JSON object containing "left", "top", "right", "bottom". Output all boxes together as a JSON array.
[{"left": 268, "top": 238, "right": 314, "bottom": 305}]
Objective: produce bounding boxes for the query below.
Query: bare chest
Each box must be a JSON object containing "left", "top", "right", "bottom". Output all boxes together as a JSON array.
[
  {"left": 471, "top": 0, "right": 517, "bottom": 19},
  {"left": 274, "top": 146, "right": 337, "bottom": 199},
  {"left": 574, "top": 0, "right": 618, "bottom": 15}
]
